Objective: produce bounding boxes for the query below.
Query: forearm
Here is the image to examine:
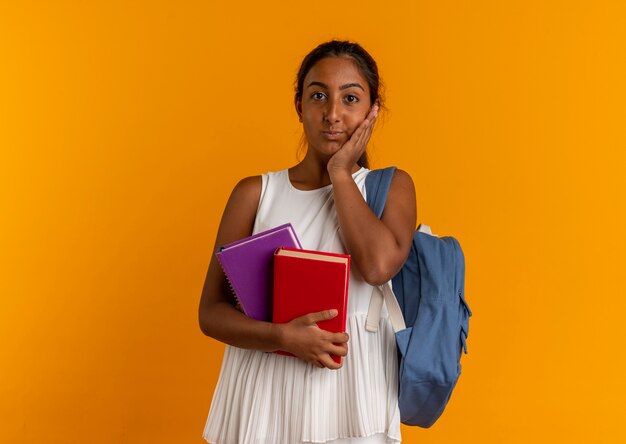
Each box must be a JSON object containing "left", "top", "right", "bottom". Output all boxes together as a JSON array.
[
  {"left": 199, "top": 282, "right": 347, "bottom": 369},
  {"left": 199, "top": 299, "right": 284, "bottom": 352},
  {"left": 330, "top": 171, "right": 406, "bottom": 285}
]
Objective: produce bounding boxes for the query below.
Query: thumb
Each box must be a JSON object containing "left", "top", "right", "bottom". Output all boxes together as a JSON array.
[{"left": 308, "top": 309, "right": 338, "bottom": 324}]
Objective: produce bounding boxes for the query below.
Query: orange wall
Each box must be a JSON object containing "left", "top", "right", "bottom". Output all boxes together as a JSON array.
[{"left": 1, "top": 1, "right": 625, "bottom": 442}]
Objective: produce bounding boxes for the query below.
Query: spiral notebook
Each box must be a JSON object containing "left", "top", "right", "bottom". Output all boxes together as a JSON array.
[{"left": 216, "top": 223, "right": 302, "bottom": 322}]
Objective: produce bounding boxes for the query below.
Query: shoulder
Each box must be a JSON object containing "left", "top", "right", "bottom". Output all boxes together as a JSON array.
[
  {"left": 232, "top": 175, "right": 262, "bottom": 196},
  {"left": 229, "top": 175, "right": 262, "bottom": 202},
  {"left": 217, "top": 175, "right": 263, "bottom": 245},
  {"left": 370, "top": 168, "right": 415, "bottom": 200},
  {"left": 389, "top": 168, "right": 414, "bottom": 192},
  {"left": 223, "top": 175, "right": 263, "bottom": 218},
  {"left": 382, "top": 168, "right": 417, "bottom": 222}
]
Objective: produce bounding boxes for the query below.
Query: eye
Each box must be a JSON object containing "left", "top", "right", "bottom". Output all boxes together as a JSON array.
[
  {"left": 344, "top": 94, "right": 359, "bottom": 104},
  {"left": 311, "top": 92, "right": 326, "bottom": 101}
]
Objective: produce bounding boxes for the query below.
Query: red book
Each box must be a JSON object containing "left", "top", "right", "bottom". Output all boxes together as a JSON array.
[{"left": 273, "top": 247, "right": 350, "bottom": 364}]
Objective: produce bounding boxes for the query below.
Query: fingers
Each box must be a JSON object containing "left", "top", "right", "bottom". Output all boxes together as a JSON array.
[
  {"left": 341, "top": 103, "right": 378, "bottom": 150},
  {"left": 305, "top": 309, "right": 338, "bottom": 324},
  {"left": 299, "top": 311, "right": 349, "bottom": 346},
  {"left": 288, "top": 309, "right": 350, "bottom": 369},
  {"left": 361, "top": 105, "right": 379, "bottom": 141},
  {"left": 319, "top": 355, "right": 342, "bottom": 370},
  {"left": 329, "top": 331, "right": 349, "bottom": 344},
  {"left": 365, "top": 102, "right": 380, "bottom": 125},
  {"left": 327, "top": 104, "right": 379, "bottom": 173},
  {"left": 351, "top": 114, "right": 373, "bottom": 145},
  {"left": 350, "top": 104, "right": 379, "bottom": 149},
  {"left": 328, "top": 341, "right": 349, "bottom": 357},
  {"left": 360, "top": 105, "right": 379, "bottom": 141}
]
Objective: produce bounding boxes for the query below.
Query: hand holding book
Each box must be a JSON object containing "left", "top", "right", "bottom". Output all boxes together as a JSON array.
[
  {"left": 216, "top": 226, "right": 350, "bottom": 368},
  {"left": 275, "top": 308, "right": 349, "bottom": 369},
  {"left": 273, "top": 247, "right": 350, "bottom": 365}
]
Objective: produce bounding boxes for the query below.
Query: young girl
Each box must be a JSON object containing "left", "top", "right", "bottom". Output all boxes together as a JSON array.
[{"left": 199, "top": 40, "right": 416, "bottom": 444}]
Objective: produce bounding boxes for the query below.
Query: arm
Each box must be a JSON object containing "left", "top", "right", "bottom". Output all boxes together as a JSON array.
[
  {"left": 327, "top": 106, "right": 417, "bottom": 285},
  {"left": 198, "top": 176, "right": 277, "bottom": 349},
  {"left": 330, "top": 169, "right": 416, "bottom": 286},
  {"left": 198, "top": 176, "right": 349, "bottom": 369}
]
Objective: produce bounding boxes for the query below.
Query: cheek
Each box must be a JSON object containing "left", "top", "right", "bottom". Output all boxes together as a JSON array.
[
  {"left": 300, "top": 107, "right": 316, "bottom": 124},
  {"left": 301, "top": 115, "right": 316, "bottom": 136},
  {"left": 345, "top": 111, "right": 369, "bottom": 135}
]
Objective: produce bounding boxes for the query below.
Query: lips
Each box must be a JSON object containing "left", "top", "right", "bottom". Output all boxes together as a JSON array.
[{"left": 322, "top": 131, "right": 344, "bottom": 140}]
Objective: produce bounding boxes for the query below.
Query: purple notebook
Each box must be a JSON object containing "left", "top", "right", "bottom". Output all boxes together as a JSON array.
[{"left": 216, "top": 223, "right": 302, "bottom": 322}]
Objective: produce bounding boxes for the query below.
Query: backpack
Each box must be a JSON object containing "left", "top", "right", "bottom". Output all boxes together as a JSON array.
[{"left": 364, "top": 167, "right": 472, "bottom": 428}]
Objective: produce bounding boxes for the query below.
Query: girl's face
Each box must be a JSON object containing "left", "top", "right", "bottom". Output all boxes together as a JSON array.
[{"left": 297, "top": 56, "right": 372, "bottom": 159}]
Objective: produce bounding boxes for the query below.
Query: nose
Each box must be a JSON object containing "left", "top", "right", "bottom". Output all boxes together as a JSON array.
[{"left": 323, "top": 99, "right": 341, "bottom": 123}]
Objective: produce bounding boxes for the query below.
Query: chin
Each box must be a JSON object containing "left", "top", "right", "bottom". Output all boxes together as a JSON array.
[
  {"left": 321, "top": 140, "right": 345, "bottom": 152},
  {"left": 306, "top": 138, "right": 348, "bottom": 160}
]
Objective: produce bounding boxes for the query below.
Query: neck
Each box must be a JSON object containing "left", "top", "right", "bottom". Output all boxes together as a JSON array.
[{"left": 288, "top": 152, "right": 361, "bottom": 191}]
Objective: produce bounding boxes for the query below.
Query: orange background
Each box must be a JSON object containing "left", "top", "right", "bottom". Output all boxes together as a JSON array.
[{"left": 1, "top": 1, "right": 625, "bottom": 443}]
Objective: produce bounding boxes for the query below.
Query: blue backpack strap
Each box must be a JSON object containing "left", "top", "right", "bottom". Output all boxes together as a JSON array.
[{"left": 365, "top": 166, "right": 397, "bottom": 218}]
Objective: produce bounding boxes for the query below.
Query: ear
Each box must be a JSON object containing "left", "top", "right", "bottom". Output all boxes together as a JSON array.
[{"left": 294, "top": 96, "right": 303, "bottom": 122}]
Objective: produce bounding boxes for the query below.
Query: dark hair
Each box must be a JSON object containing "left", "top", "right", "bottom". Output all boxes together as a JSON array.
[{"left": 295, "top": 40, "right": 385, "bottom": 169}]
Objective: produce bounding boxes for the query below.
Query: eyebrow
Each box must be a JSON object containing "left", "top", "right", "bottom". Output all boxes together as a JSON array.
[{"left": 306, "top": 81, "right": 365, "bottom": 92}]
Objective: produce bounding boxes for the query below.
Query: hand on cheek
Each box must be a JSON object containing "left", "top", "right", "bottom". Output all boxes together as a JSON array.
[{"left": 327, "top": 104, "right": 379, "bottom": 177}]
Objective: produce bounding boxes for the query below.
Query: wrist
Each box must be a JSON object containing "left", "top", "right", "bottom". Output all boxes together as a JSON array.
[
  {"left": 268, "top": 322, "right": 286, "bottom": 352},
  {"left": 328, "top": 168, "right": 354, "bottom": 185}
]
